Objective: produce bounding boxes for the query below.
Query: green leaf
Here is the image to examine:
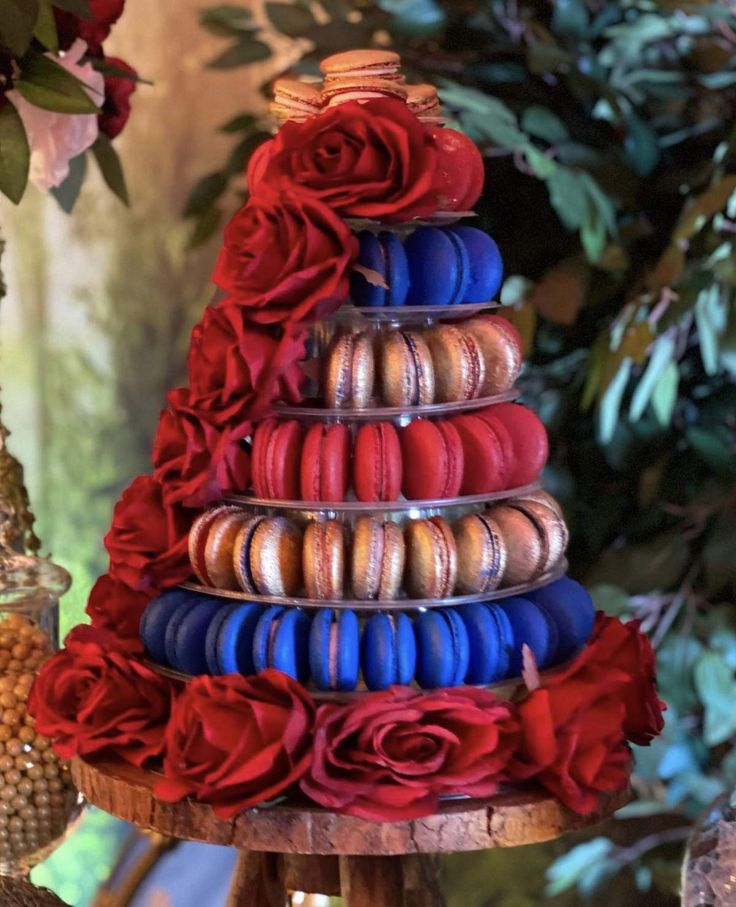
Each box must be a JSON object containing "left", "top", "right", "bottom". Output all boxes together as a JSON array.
[
  {"left": 378, "top": 0, "right": 446, "bottom": 34},
  {"left": 0, "top": 102, "right": 30, "bottom": 204},
  {"left": 657, "top": 636, "right": 702, "bottom": 714},
  {"left": 50, "top": 152, "right": 87, "bottom": 213},
  {"left": 15, "top": 51, "right": 101, "bottom": 114},
  {"left": 624, "top": 111, "right": 660, "bottom": 177},
  {"left": 265, "top": 2, "right": 317, "bottom": 36},
  {"left": 693, "top": 652, "right": 736, "bottom": 746},
  {"left": 521, "top": 106, "right": 569, "bottom": 144},
  {"left": 52, "top": 0, "right": 91, "bottom": 16},
  {"left": 219, "top": 113, "right": 256, "bottom": 133},
  {"left": 188, "top": 206, "right": 224, "bottom": 249},
  {"left": 548, "top": 167, "right": 588, "bottom": 231},
  {"left": 551, "top": 0, "right": 588, "bottom": 37},
  {"left": 694, "top": 286, "right": 727, "bottom": 375},
  {"left": 524, "top": 146, "right": 556, "bottom": 179},
  {"left": 207, "top": 38, "right": 272, "bottom": 68},
  {"left": 0, "top": 0, "right": 39, "bottom": 56},
  {"left": 33, "top": 0, "right": 58, "bottom": 51},
  {"left": 200, "top": 4, "right": 254, "bottom": 36},
  {"left": 651, "top": 361, "right": 679, "bottom": 427},
  {"left": 629, "top": 332, "right": 675, "bottom": 422},
  {"left": 91, "top": 135, "right": 129, "bottom": 205},
  {"left": 183, "top": 171, "right": 228, "bottom": 218},
  {"left": 590, "top": 584, "right": 630, "bottom": 617},
  {"left": 597, "top": 355, "right": 632, "bottom": 444},
  {"left": 545, "top": 838, "right": 614, "bottom": 896},
  {"left": 581, "top": 209, "right": 607, "bottom": 263}
]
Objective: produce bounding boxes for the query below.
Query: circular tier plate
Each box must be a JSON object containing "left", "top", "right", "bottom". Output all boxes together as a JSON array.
[
  {"left": 275, "top": 388, "right": 519, "bottom": 422},
  {"left": 226, "top": 481, "right": 541, "bottom": 515},
  {"left": 72, "top": 757, "right": 629, "bottom": 856},
  {"left": 323, "top": 301, "right": 498, "bottom": 326},
  {"left": 345, "top": 211, "right": 477, "bottom": 233},
  {"left": 179, "top": 559, "right": 567, "bottom": 611}
]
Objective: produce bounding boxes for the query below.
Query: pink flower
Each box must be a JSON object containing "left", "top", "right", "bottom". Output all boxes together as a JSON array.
[{"left": 8, "top": 40, "right": 103, "bottom": 191}]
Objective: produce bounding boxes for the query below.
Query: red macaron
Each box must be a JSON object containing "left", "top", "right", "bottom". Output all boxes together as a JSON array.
[
  {"left": 251, "top": 419, "right": 304, "bottom": 500},
  {"left": 429, "top": 126, "right": 485, "bottom": 212},
  {"left": 399, "top": 419, "right": 464, "bottom": 500},
  {"left": 300, "top": 422, "right": 351, "bottom": 502},
  {"left": 451, "top": 413, "right": 513, "bottom": 494},
  {"left": 353, "top": 422, "right": 402, "bottom": 502},
  {"left": 478, "top": 402, "right": 549, "bottom": 487}
]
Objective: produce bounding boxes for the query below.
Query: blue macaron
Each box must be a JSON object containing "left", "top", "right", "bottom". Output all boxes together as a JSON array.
[
  {"left": 139, "top": 588, "right": 197, "bottom": 665},
  {"left": 204, "top": 603, "right": 238, "bottom": 675},
  {"left": 351, "top": 230, "right": 410, "bottom": 307},
  {"left": 361, "top": 612, "right": 417, "bottom": 691},
  {"left": 496, "top": 596, "right": 559, "bottom": 675},
  {"left": 404, "top": 227, "right": 470, "bottom": 306},
  {"left": 415, "top": 609, "right": 470, "bottom": 688},
  {"left": 166, "top": 597, "right": 223, "bottom": 676},
  {"left": 527, "top": 576, "right": 596, "bottom": 662},
  {"left": 210, "top": 602, "right": 264, "bottom": 676},
  {"left": 309, "top": 609, "right": 360, "bottom": 692},
  {"left": 458, "top": 601, "right": 515, "bottom": 684},
  {"left": 253, "top": 606, "right": 311, "bottom": 683},
  {"left": 448, "top": 227, "right": 504, "bottom": 303}
]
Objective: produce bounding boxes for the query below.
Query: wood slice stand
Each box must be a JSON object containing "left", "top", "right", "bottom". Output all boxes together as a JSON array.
[{"left": 73, "top": 757, "right": 628, "bottom": 907}]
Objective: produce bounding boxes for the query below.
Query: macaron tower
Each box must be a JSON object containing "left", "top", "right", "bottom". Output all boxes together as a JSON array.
[
  {"left": 38, "top": 48, "right": 662, "bottom": 827},
  {"left": 147, "top": 50, "right": 585, "bottom": 695}
]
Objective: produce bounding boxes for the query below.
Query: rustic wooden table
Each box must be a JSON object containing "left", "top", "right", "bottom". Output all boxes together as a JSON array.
[{"left": 72, "top": 757, "right": 628, "bottom": 907}]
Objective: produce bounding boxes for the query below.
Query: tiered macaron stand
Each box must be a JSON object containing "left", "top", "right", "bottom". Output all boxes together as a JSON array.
[{"left": 72, "top": 293, "right": 629, "bottom": 906}]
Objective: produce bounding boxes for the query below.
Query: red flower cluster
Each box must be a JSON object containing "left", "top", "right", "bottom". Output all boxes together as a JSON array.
[
  {"left": 53, "top": 2, "right": 137, "bottom": 137},
  {"left": 85, "top": 573, "right": 150, "bottom": 651},
  {"left": 45, "top": 615, "right": 664, "bottom": 822},
  {"left": 29, "top": 626, "right": 176, "bottom": 766}
]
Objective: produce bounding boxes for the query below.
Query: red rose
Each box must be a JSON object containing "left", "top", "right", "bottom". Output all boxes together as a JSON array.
[
  {"left": 549, "top": 614, "right": 665, "bottom": 746},
  {"left": 104, "top": 475, "right": 193, "bottom": 594},
  {"left": 186, "top": 307, "right": 306, "bottom": 431},
  {"left": 99, "top": 57, "right": 137, "bottom": 139},
  {"left": 55, "top": 0, "right": 126, "bottom": 54},
  {"left": 155, "top": 671, "right": 315, "bottom": 818},
  {"left": 29, "top": 625, "right": 174, "bottom": 766},
  {"left": 508, "top": 665, "right": 631, "bottom": 814},
  {"left": 253, "top": 99, "right": 440, "bottom": 222},
  {"left": 212, "top": 191, "right": 358, "bottom": 326},
  {"left": 301, "top": 687, "right": 519, "bottom": 821},
  {"left": 86, "top": 573, "right": 151, "bottom": 651},
  {"left": 152, "top": 388, "right": 251, "bottom": 508}
]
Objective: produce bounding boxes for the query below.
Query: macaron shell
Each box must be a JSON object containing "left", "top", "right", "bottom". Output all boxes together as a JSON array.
[
  {"left": 204, "top": 511, "right": 250, "bottom": 590},
  {"left": 405, "top": 517, "right": 457, "bottom": 598},
  {"left": 453, "top": 513, "right": 507, "bottom": 594},
  {"left": 415, "top": 609, "right": 469, "bottom": 688},
  {"left": 378, "top": 519, "right": 406, "bottom": 599},
  {"left": 250, "top": 517, "right": 303, "bottom": 596},
  {"left": 232, "top": 516, "right": 267, "bottom": 594},
  {"left": 251, "top": 420, "right": 304, "bottom": 500},
  {"left": 458, "top": 602, "right": 503, "bottom": 684},
  {"left": 482, "top": 403, "right": 549, "bottom": 487},
  {"left": 351, "top": 231, "right": 386, "bottom": 307},
  {"left": 303, "top": 521, "right": 346, "bottom": 600},
  {"left": 171, "top": 599, "right": 222, "bottom": 676},
  {"left": 188, "top": 505, "right": 237, "bottom": 585},
  {"left": 514, "top": 500, "right": 568, "bottom": 572},
  {"left": 379, "top": 331, "right": 435, "bottom": 407},
  {"left": 497, "top": 596, "right": 558, "bottom": 674},
  {"left": 140, "top": 589, "right": 196, "bottom": 664},
  {"left": 399, "top": 419, "right": 463, "bottom": 501},
  {"left": 449, "top": 227, "right": 504, "bottom": 302},
  {"left": 528, "top": 576, "right": 595, "bottom": 661},
  {"left": 205, "top": 602, "right": 238, "bottom": 674},
  {"left": 253, "top": 606, "right": 311, "bottom": 682},
  {"left": 488, "top": 504, "right": 546, "bottom": 586},
  {"left": 429, "top": 127, "right": 485, "bottom": 212},
  {"left": 309, "top": 609, "right": 360, "bottom": 691},
  {"left": 362, "top": 612, "right": 417, "bottom": 690},
  {"left": 381, "top": 231, "right": 410, "bottom": 306},
  {"left": 451, "top": 414, "right": 511, "bottom": 494},
  {"left": 424, "top": 325, "right": 485, "bottom": 402},
  {"left": 404, "top": 228, "right": 464, "bottom": 307},
  {"left": 164, "top": 597, "right": 203, "bottom": 668},
  {"left": 300, "top": 422, "right": 351, "bottom": 502},
  {"left": 463, "top": 317, "right": 522, "bottom": 395},
  {"left": 353, "top": 422, "right": 402, "bottom": 502},
  {"left": 216, "top": 602, "right": 264, "bottom": 675},
  {"left": 324, "top": 333, "right": 375, "bottom": 409}
]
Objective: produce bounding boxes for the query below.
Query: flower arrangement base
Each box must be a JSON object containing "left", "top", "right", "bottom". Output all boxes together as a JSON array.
[{"left": 72, "top": 756, "right": 629, "bottom": 907}]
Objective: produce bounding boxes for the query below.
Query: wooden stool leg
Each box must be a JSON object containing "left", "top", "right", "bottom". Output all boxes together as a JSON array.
[
  {"left": 226, "top": 851, "right": 287, "bottom": 907},
  {"left": 340, "top": 855, "right": 405, "bottom": 907},
  {"left": 403, "top": 855, "right": 447, "bottom": 907},
  {"left": 281, "top": 854, "right": 341, "bottom": 896}
]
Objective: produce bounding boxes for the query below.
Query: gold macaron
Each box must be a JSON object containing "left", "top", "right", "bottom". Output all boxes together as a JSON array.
[
  {"left": 233, "top": 516, "right": 303, "bottom": 596},
  {"left": 453, "top": 512, "right": 507, "bottom": 594},
  {"left": 464, "top": 316, "right": 522, "bottom": 395},
  {"left": 424, "top": 325, "right": 486, "bottom": 402},
  {"left": 303, "top": 520, "right": 346, "bottom": 600},
  {"left": 351, "top": 516, "right": 406, "bottom": 600},
  {"left": 405, "top": 516, "right": 458, "bottom": 599},
  {"left": 487, "top": 504, "right": 546, "bottom": 587},
  {"left": 324, "top": 332, "right": 375, "bottom": 409},
  {"left": 203, "top": 510, "right": 251, "bottom": 590},
  {"left": 379, "top": 330, "right": 435, "bottom": 407}
]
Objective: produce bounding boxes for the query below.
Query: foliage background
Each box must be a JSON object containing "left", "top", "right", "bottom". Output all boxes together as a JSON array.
[{"left": 2, "top": 0, "right": 736, "bottom": 903}]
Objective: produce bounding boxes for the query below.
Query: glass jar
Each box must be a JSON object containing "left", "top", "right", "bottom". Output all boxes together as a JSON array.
[{"left": 0, "top": 555, "right": 80, "bottom": 877}]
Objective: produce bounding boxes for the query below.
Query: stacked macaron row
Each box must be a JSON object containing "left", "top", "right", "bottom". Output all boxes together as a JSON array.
[
  {"left": 270, "top": 51, "right": 445, "bottom": 125},
  {"left": 249, "top": 402, "right": 548, "bottom": 503},
  {"left": 139, "top": 575, "right": 595, "bottom": 692},
  {"left": 319, "top": 316, "right": 521, "bottom": 408},
  {"left": 350, "top": 226, "right": 503, "bottom": 308},
  {"left": 187, "top": 491, "right": 566, "bottom": 601}
]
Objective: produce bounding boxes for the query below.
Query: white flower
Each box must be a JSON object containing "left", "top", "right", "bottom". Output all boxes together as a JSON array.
[{"left": 8, "top": 40, "right": 104, "bottom": 191}]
